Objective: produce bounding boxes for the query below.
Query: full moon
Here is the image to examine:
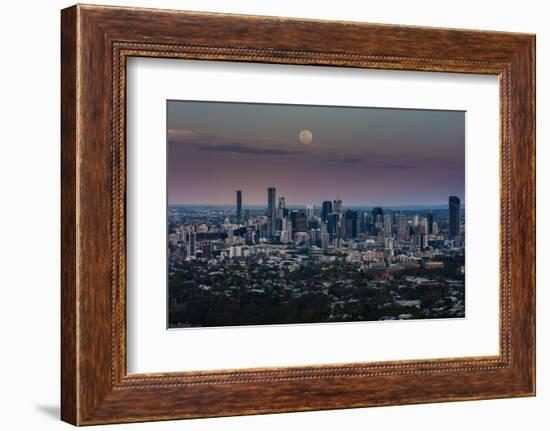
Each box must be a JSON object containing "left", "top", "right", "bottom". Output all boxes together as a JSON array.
[{"left": 298, "top": 129, "right": 313, "bottom": 144}]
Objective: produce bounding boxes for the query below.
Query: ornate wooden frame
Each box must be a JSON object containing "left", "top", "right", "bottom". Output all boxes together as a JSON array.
[{"left": 61, "top": 4, "right": 535, "bottom": 425}]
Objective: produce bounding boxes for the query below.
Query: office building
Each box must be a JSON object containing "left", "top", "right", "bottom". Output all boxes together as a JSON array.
[
  {"left": 371, "top": 207, "right": 383, "bottom": 233},
  {"left": 267, "top": 187, "right": 277, "bottom": 238},
  {"left": 321, "top": 232, "right": 330, "bottom": 250},
  {"left": 328, "top": 213, "right": 341, "bottom": 240},
  {"left": 426, "top": 210, "right": 434, "bottom": 234},
  {"left": 383, "top": 213, "right": 393, "bottom": 238},
  {"left": 449, "top": 195, "right": 461, "bottom": 240},
  {"left": 236, "top": 190, "right": 242, "bottom": 224},
  {"left": 201, "top": 241, "right": 212, "bottom": 259},
  {"left": 420, "top": 217, "right": 428, "bottom": 234},
  {"left": 396, "top": 213, "right": 408, "bottom": 240},
  {"left": 277, "top": 196, "right": 286, "bottom": 219},
  {"left": 344, "top": 209, "right": 358, "bottom": 239},
  {"left": 291, "top": 210, "right": 308, "bottom": 233},
  {"left": 306, "top": 204, "right": 315, "bottom": 221},
  {"left": 322, "top": 200, "right": 333, "bottom": 223},
  {"left": 187, "top": 229, "right": 196, "bottom": 257}
]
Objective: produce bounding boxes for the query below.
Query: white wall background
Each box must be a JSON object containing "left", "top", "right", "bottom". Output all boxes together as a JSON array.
[{"left": 0, "top": 0, "right": 546, "bottom": 429}]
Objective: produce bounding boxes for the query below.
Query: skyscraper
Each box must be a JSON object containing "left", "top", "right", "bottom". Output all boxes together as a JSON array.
[
  {"left": 420, "top": 217, "right": 429, "bottom": 234},
  {"left": 328, "top": 213, "right": 340, "bottom": 240},
  {"left": 333, "top": 199, "right": 343, "bottom": 214},
  {"left": 426, "top": 210, "right": 434, "bottom": 234},
  {"left": 187, "top": 229, "right": 196, "bottom": 257},
  {"left": 321, "top": 232, "right": 330, "bottom": 250},
  {"left": 449, "top": 196, "right": 461, "bottom": 240},
  {"left": 267, "top": 187, "right": 276, "bottom": 239},
  {"left": 371, "top": 207, "right": 383, "bottom": 220},
  {"left": 344, "top": 209, "right": 358, "bottom": 239},
  {"left": 236, "top": 190, "right": 242, "bottom": 224},
  {"left": 280, "top": 217, "right": 292, "bottom": 243},
  {"left": 291, "top": 210, "right": 308, "bottom": 233},
  {"left": 321, "top": 200, "right": 332, "bottom": 223},
  {"left": 278, "top": 196, "right": 286, "bottom": 218},
  {"left": 383, "top": 213, "right": 393, "bottom": 238},
  {"left": 306, "top": 204, "right": 315, "bottom": 221},
  {"left": 371, "top": 207, "right": 383, "bottom": 233},
  {"left": 396, "top": 213, "right": 409, "bottom": 240}
]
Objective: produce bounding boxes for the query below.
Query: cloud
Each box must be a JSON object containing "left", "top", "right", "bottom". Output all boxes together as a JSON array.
[
  {"left": 197, "top": 143, "right": 303, "bottom": 156},
  {"left": 324, "top": 157, "right": 416, "bottom": 170},
  {"left": 168, "top": 129, "right": 299, "bottom": 156},
  {"left": 327, "top": 157, "right": 364, "bottom": 164}
]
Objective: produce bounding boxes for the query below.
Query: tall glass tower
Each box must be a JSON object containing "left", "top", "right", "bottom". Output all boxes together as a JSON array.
[
  {"left": 236, "top": 190, "right": 242, "bottom": 224},
  {"left": 448, "top": 196, "right": 461, "bottom": 240},
  {"left": 321, "top": 200, "right": 332, "bottom": 223},
  {"left": 267, "top": 187, "right": 276, "bottom": 239}
]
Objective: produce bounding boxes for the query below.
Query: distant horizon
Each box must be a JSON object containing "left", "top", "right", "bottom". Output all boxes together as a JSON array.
[{"left": 169, "top": 202, "right": 465, "bottom": 209}]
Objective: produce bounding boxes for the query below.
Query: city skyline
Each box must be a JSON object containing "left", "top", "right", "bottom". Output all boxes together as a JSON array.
[
  {"left": 169, "top": 188, "right": 465, "bottom": 208},
  {"left": 170, "top": 185, "right": 463, "bottom": 263},
  {"left": 168, "top": 186, "right": 465, "bottom": 327},
  {"left": 168, "top": 101, "right": 465, "bottom": 206}
]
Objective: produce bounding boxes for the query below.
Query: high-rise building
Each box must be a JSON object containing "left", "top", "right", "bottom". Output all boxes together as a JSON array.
[
  {"left": 236, "top": 190, "right": 242, "bottom": 224},
  {"left": 187, "top": 229, "right": 196, "bottom": 257},
  {"left": 371, "top": 207, "right": 383, "bottom": 234},
  {"left": 333, "top": 199, "right": 343, "bottom": 214},
  {"left": 321, "top": 232, "right": 330, "bottom": 250},
  {"left": 383, "top": 213, "right": 393, "bottom": 238},
  {"left": 321, "top": 200, "right": 333, "bottom": 223},
  {"left": 309, "top": 228, "right": 319, "bottom": 246},
  {"left": 294, "top": 232, "right": 309, "bottom": 245},
  {"left": 344, "top": 209, "right": 358, "bottom": 239},
  {"left": 426, "top": 210, "right": 434, "bottom": 234},
  {"left": 244, "top": 230, "right": 256, "bottom": 245},
  {"left": 449, "top": 196, "right": 461, "bottom": 240},
  {"left": 371, "top": 207, "right": 383, "bottom": 220},
  {"left": 421, "top": 233, "right": 429, "bottom": 249},
  {"left": 357, "top": 211, "right": 367, "bottom": 233},
  {"left": 259, "top": 223, "right": 268, "bottom": 240},
  {"left": 328, "top": 213, "right": 340, "bottom": 240},
  {"left": 396, "top": 213, "right": 409, "bottom": 240},
  {"left": 277, "top": 196, "right": 286, "bottom": 219},
  {"left": 420, "top": 217, "right": 429, "bottom": 234},
  {"left": 267, "top": 187, "right": 277, "bottom": 239},
  {"left": 306, "top": 204, "right": 315, "bottom": 221},
  {"left": 280, "top": 217, "right": 292, "bottom": 243},
  {"left": 229, "top": 245, "right": 242, "bottom": 259},
  {"left": 291, "top": 210, "right": 308, "bottom": 233},
  {"left": 201, "top": 241, "right": 212, "bottom": 259}
]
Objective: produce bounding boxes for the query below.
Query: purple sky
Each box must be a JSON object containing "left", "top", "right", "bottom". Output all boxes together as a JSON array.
[{"left": 167, "top": 101, "right": 464, "bottom": 206}]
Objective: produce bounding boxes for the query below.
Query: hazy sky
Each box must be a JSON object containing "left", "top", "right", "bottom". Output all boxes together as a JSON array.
[{"left": 167, "top": 100, "right": 464, "bottom": 206}]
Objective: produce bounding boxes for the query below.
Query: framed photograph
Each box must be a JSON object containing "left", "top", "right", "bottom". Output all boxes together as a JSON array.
[{"left": 61, "top": 4, "right": 535, "bottom": 425}]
